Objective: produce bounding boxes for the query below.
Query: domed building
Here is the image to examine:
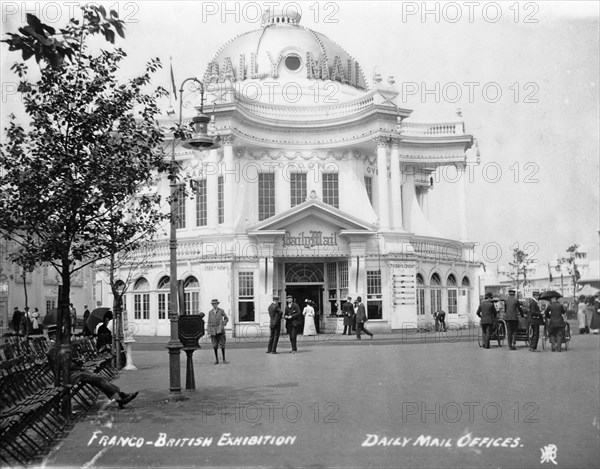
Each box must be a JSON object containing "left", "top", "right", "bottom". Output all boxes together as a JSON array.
[{"left": 100, "top": 9, "right": 482, "bottom": 337}]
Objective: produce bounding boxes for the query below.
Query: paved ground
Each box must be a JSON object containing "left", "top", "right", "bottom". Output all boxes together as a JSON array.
[{"left": 39, "top": 328, "right": 599, "bottom": 469}]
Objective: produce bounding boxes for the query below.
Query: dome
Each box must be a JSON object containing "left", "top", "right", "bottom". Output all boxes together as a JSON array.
[{"left": 202, "top": 8, "right": 368, "bottom": 105}]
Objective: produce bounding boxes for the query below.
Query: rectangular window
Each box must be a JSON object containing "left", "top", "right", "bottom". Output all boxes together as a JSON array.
[
  {"left": 327, "top": 262, "right": 337, "bottom": 289},
  {"left": 430, "top": 289, "right": 442, "bottom": 315},
  {"left": 134, "top": 293, "right": 150, "bottom": 320},
  {"left": 238, "top": 272, "right": 255, "bottom": 322},
  {"left": 46, "top": 299, "right": 56, "bottom": 315},
  {"left": 447, "top": 289, "right": 458, "bottom": 314},
  {"left": 366, "top": 270, "right": 382, "bottom": 320},
  {"left": 258, "top": 173, "right": 275, "bottom": 221},
  {"left": 364, "top": 176, "right": 373, "bottom": 205},
  {"left": 195, "top": 179, "right": 207, "bottom": 227},
  {"left": 218, "top": 176, "right": 224, "bottom": 224},
  {"left": 158, "top": 293, "right": 170, "bottom": 319},
  {"left": 175, "top": 184, "right": 186, "bottom": 229},
  {"left": 322, "top": 173, "right": 339, "bottom": 208},
  {"left": 339, "top": 261, "right": 348, "bottom": 289},
  {"left": 184, "top": 292, "right": 200, "bottom": 315},
  {"left": 290, "top": 173, "right": 307, "bottom": 207},
  {"left": 417, "top": 289, "right": 425, "bottom": 316}
]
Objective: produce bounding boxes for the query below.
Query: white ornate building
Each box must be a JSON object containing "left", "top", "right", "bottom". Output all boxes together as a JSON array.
[{"left": 98, "top": 9, "right": 482, "bottom": 337}]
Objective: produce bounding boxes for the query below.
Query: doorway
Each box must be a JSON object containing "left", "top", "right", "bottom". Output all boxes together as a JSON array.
[{"left": 285, "top": 284, "right": 323, "bottom": 333}]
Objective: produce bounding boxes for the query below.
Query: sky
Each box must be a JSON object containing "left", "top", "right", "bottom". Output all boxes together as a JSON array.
[{"left": 1, "top": 0, "right": 599, "bottom": 272}]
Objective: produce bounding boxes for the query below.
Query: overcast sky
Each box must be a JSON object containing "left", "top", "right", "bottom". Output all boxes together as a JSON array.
[{"left": 1, "top": 1, "right": 598, "bottom": 271}]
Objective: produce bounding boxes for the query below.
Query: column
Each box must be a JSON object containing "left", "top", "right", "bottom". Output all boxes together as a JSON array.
[
  {"left": 390, "top": 139, "right": 402, "bottom": 230},
  {"left": 222, "top": 135, "right": 235, "bottom": 229},
  {"left": 456, "top": 162, "right": 468, "bottom": 241},
  {"left": 206, "top": 148, "right": 219, "bottom": 229},
  {"left": 401, "top": 167, "right": 415, "bottom": 232},
  {"left": 375, "top": 137, "right": 390, "bottom": 230}
]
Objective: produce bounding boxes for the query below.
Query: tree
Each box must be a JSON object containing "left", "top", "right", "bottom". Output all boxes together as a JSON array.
[
  {"left": 557, "top": 244, "right": 581, "bottom": 304},
  {"left": 508, "top": 247, "right": 535, "bottom": 297},
  {"left": 0, "top": 6, "right": 169, "bottom": 390}
]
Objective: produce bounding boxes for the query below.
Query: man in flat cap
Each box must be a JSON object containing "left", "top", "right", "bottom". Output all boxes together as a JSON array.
[
  {"left": 267, "top": 295, "right": 283, "bottom": 354},
  {"left": 207, "top": 299, "right": 229, "bottom": 364},
  {"left": 283, "top": 295, "right": 301, "bottom": 353},
  {"left": 504, "top": 289, "right": 524, "bottom": 350},
  {"left": 477, "top": 292, "right": 497, "bottom": 349}
]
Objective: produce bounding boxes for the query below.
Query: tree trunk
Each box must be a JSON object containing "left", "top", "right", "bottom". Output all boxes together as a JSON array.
[{"left": 59, "top": 259, "right": 72, "bottom": 416}]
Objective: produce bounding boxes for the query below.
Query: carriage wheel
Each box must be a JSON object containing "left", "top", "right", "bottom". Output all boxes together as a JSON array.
[
  {"left": 525, "top": 325, "right": 533, "bottom": 348},
  {"left": 542, "top": 329, "right": 547, "bottom": 350},
  {"left": 497, "top": 321, "right": 506, "bottom": 347}
]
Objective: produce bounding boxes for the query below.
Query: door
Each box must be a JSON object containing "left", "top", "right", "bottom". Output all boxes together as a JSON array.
[{"left": 285, "top": 285, "right": 323, "bottom": 333}]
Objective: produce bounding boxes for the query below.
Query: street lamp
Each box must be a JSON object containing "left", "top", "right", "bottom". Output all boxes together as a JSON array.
[{"left": 167, "top": 78, "right": 219, "bottom": 399}]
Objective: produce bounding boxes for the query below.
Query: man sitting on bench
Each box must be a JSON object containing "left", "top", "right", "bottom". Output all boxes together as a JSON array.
[{"left": 46, "top": 325, "right": 138, "bottom": 409}]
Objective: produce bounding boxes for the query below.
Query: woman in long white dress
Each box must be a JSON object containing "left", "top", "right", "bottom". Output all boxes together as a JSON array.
[{"left": 303, "top": 299, "right": 317, "bottom": 336}]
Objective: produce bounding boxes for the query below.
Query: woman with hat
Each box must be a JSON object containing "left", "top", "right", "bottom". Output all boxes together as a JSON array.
[{"left": 302, "top": 299, "right": 317, "bottom": 336}]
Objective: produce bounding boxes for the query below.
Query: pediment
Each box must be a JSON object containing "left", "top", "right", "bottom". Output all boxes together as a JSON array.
[{"left": 247, "top": 198, "right": 377, "bottom": 235}]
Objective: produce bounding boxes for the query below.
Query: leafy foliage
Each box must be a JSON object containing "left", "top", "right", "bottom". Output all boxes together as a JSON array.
[{"left": 0, "top": 4, "right": 169, "bottom": 286}]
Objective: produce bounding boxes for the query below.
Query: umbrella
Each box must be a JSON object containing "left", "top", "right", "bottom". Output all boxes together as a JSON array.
[
  {"left": 539, "top": 290, "right": 562, "bottom": 300},
  {"left": 86, "top": 307, "right": 113, "bottom": 333}
]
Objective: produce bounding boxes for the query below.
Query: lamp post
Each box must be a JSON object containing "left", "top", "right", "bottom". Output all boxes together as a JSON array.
[{"left": 166, "top": 78, "right": 218, "bottom": 399}]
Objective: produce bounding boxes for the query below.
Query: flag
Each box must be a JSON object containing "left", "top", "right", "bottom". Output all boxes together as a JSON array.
[
  {"left": 547, "top": 262, "right": 553, "bottom": 283},
  {"left": 170, "top": 58, "right": 177, "bottom": 101}
]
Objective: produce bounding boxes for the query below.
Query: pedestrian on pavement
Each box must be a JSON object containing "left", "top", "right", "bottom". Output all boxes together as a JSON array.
[
  {"left": 302, "top": 299, "right": 317, "bottom": 336},
  {"left": 476, "top": 293, "right": 496, "bottom": 349},
  {"left": 577, "top": 295, "right": 589, "bottom": 334},
  {"left": 590, "top": 292, "right": 600, "bottom": 334},
  {"left": 46, "top": 325, "right": 138, "bottom": 408},
  {"left": 527, "top": 291, "right": 544, "bottom": 351},
  {"left": 545, "top": 296, "right": 567, "bottom": 352},
  {"left": 266, "top": 296, "right": 282, "bottom": 354},
  {"left": 353, "top": 301, "right": 358, "bottom": 332},
  {"left": 30, "top": 307, "right": 40, "bottom": 335},
  {"left": 82, "top": 304, "right": 92, "bottom": 336},
  {"left": 207, "top": 299, "right": 229, "bottom": 364},
  {"left": 11, "top": 307, "right": 23, "bottom": 335},
  {"left": 342, "top": 296, "right": 354, "bottom": 335},
  {"left": 355, "top": 296, "right": 373, "bottom": 340},
  {"left": 69, "top": 303, "right": 77, "bottom": 327},
  {"left": 436, "top": 309, "right": 447, "bottom": 332},
  {"left": 504, "top": 289, "right": 524, "bottom": 350},
  {"left": 433, "top": 310, "right": 440, "bottom": 332},
  {"left": 283, "top": 295, "right": 301, "bottom": 353}
]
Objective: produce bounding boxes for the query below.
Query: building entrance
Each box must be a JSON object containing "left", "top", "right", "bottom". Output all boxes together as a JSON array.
[{"left": 285, "top": 284, "right": 323, "bottom": 334}]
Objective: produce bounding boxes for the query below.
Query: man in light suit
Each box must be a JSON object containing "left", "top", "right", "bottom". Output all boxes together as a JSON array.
[
  {"left": 266, "top": 296, "right": 282, "bottom": 354},
  {"left": 283, "top": 295, "right": 301, "bottom": 353},
  {"left": 355, "top": 296, "right": 373, "bottom": 340},
  {"left": 504, "top": 289, "right": 524, "bottom": 350},
  {"left": 207, "top": 299, "right": 229, "bottom": 364}
]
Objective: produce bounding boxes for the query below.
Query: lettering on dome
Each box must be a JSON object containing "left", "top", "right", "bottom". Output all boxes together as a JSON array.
[{"left": 204, "top": 52, "right": 366, "bottom": 90}]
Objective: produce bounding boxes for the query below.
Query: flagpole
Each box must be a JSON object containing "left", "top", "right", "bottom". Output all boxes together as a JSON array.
[{"left": 169, "top": 56, "right": 173, "bottom": 108}]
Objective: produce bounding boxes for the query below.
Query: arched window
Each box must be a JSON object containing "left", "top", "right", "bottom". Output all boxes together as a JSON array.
[
  {"left": 133, "top": 277, "right": 150, "bottom": 320},
  {"left": 461, "top": 276, "right": 471, "bottom": 287},
  {"left": 430, "top": 273, "right": 442, "bottom": 315},
  {"left": 416, "top": 274, "right": 425, "bottom": 316},
  {"left": 183, "top": 276, "right": 200, "bottom": 314},
  {"left": 285, "top": 263, "right": 324, "bottom": 283},
  {"left": 157, "top": 276, "right": 170, "bottom": 319},
  {"left": 447, "top": 274, "right": 458, "bottom": 314}
]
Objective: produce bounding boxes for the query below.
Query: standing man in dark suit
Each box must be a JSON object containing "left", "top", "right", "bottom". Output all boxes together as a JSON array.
[
  {"left": 266, "top": 296, "right": 282, "bottom": 354},
  {"left": 342, "top": 296, "right": 354, "bottom": 335},
  {"left": 284, "top": 295, "right": 301, "bottom": 353},
  {"left": 477, "top": 292, "right": 497, "bottom": 349},
  {"left": 527, "top": 291, "right": 544, "bottom": 352},
  {"left": 355, "top": 296, "right": 373, "bottom": 340},
  {"left": 504, "top": 289, "right": 524, "bottom": 350},
  {"left": 545, "top": 296, "right": 567, "bottom": 352}
]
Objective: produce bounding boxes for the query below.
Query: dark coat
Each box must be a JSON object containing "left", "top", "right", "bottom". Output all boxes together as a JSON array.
[
  {"left": 504, "top": 296, "right": 523, "bottom": 321},
  {"left": 476, "top": 300, "right": 497, "bottom": 325},
  {"left": 268, "top": 302, "right": 282, "bottom": 328},
  {"left": 356, "top": 303, "right": 367, "bottom": 323},
  {"left": 545, "top": 302, "right": 566, "bottom": 327},
  {"left": 527, "top": 298, "right": 544, "bottom": 326},
  {"left": 342, "top": 302, "right": 354, "bottom": 326},
  {"left": 284, "top": 302, "right": 302, "bottom": 328}
]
